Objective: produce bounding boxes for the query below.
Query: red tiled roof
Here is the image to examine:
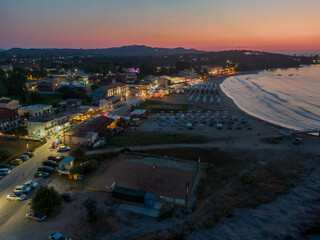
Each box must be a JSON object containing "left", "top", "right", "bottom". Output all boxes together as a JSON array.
[
  {"left": 0, "top": 108, "right": 18, "bottom": 121},
  {"left": 0, "top": 99, "right": 12, "bottom": 104},
  {"left": 79, "top": 116, "right": 115, "bottom": 132}
]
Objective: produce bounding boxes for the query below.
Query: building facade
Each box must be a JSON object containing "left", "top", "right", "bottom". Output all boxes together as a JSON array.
[
  {"left": 26, "top": 113, "right": 70, "bottom": 139},
  {"left": 0, "top": 108, "right": 20, "bottom": 133},
  {"left": 0, "top": 97, "right": 20, "bottom": 109}
]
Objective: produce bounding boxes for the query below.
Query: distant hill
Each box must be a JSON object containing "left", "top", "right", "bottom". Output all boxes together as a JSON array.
[
  {"left": 0, "top": 49, "right": 5, "bottom": 52},
  {"left": 3, "top": 45, "right": 204, "bottom": 57}
]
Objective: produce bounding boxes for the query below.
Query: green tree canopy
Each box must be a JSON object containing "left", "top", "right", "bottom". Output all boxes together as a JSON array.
[{"left": 31, "top": 185, "right": 61, "bottom": 216}]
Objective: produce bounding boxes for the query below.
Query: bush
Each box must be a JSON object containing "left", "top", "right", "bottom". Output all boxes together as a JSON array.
[
  {"left": 31, "top": 185, "right": 61, "bottom": 216},
  {"left": 70, "top": 159, "right": 98, "bottom": 174},
  {"left": 83, "top": 197, "right": 100, "bottom": 222},
  {"left": 71, "top": 148, "right": 86, "bottom": 158},
  {"left": 0, "top": 149, "right": 12, "bottom": 162}
]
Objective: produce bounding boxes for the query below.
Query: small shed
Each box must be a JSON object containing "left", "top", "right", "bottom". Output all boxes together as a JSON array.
[
  {"left": 144, "top": 193, "right": 156, "bottom": 209},
  {"left": 58, "top": 157, "right": 75, "bottom": 170}
]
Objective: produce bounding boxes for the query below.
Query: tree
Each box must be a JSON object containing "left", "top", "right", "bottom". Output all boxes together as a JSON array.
[
  {"left": 175, "top": 61, "right": 190, "bottom": 72},
  {"left": 31, "top": 185, "right": 61, "bottom": 216},
  {"left": 83, "top": 197, "right": 99, "bottom": 222},
  {"left": 49, "top": 98, "right": 62, "bottom": 108},
  {"left": 0, "top": 149, "right": 12, "bottom": 162},
  {"left": 116, "top": 117, "right": 126, "bottom": 128},
  {"left": 91, "top": 83, "right": 100, "bottom": 91}
]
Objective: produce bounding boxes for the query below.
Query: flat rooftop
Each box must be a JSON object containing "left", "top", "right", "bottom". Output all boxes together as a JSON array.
[
  {"left": 19, "top": 104, "right": 51, "bottom": 111},
  {"left": 26, "top": 112, "right": 69, "bottom": 123}
]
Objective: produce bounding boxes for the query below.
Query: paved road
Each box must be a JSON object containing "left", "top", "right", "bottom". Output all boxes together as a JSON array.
[{"left": 0, "top": 139, "right": 69, "bottom": 239}]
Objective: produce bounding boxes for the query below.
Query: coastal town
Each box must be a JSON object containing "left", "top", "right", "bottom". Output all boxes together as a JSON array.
[
  {"left": 1, "top": 0, "right": 320, "bottom": 238},
  {"left": 0, "top": 50, "right": 319, "bottom": 240}
]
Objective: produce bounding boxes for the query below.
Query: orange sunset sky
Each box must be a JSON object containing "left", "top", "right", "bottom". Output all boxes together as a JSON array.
[{"left": 0, "top": 0, "right": 319, "bottom": 54}]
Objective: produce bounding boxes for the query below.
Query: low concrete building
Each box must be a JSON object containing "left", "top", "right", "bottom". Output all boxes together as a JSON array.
[
  {"left": 0, "top": 97, "right": 20, "bottom": 109},
  {"left": 18, "top": 104, "right": 53, "bottom": 118},
  {"left": 37, "top": 78, "right": 58, "bottom": 92},
  {"left": 65, "top": 115, "right": 117, "bottom": 146},
  {"left": 59, "top": 99, "right": 82, "bottom": 108},
  {"left": 26, "top": 112, "right": 70, "bottom": 139},
  {"left": 0, "top": 108, "right": 20, "bottom": 133}
]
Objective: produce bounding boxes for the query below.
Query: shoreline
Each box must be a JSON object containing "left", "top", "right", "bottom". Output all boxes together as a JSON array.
[
  {"left": 214, "top": 72, "right": 290, "bottom": 132},
  {"left": 217, "top": 72, "right": 306, "bottom": 133}
]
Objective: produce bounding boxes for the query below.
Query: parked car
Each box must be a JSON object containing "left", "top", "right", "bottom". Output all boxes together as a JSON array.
[
  {"left": 119, "top": 147, "right": 131, "bottom": 153},
  {"left": 236, "top": 124, "right": 242, "bottom": 129},
  {"left": 24, "top": 180, "right": 39, "bottom": 189},
  {"left": 14, "top": 185, "right": 32, "bottom": 194},
  {"left": 292, "top": 138, "right": 303, "bottom": 145},
  {"left": 0, "top": 168, "right": 11, "bottom": 176},
  {"left": 0, "top": 164, "right": 13, "bottom": 170},
  {"left": 216, "top": 124, "right": 223, "bottom": 129},
  {"left": 48, "top": 232, "right": 70, "bottom": 240},
  {"left": 34, "top": 171, "right": 50, "bottom": 178},
  {"left": 48, "top": 155, "right": 62, "bottom": 162},
  {"left": 60, "top": 193, "right": 74, "bottom": 202},
  {"left": 37, "top": 166, "right": 54, "bottom": 174},
  {"left": 7, "top": 192, "right": 27, "bottom": 201},
  {"left": 43, "top": 160, "right": 58, "bottom": 167},
  {"left": 10, "top": 159, "right": 23, "bottom": 165},
  {"left": 25, "top": 152, "right": 34, "bottom": 158},
  {"left": 19, "top": 155, "right": 29, "bottom": 161},
  {"left": 26, "top": 211, "right": 46, "bottom": 222},
  {"left": 57, "top": 146, "right": 71, "bottom": 152}
]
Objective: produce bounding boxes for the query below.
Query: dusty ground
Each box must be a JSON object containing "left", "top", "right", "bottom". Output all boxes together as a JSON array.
[{"left": 91, "top": 158, "right": 196, "bottom": 201}]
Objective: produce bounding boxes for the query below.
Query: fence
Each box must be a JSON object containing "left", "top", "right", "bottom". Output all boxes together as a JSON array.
[{"left": 0, "top": 133, "right": 41, "bottom": 141}]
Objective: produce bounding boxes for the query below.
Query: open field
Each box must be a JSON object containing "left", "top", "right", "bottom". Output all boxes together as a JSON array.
[
  {"left": 101, "top": 131, "right": 209, "bottom": 147},
  {"left": 136, "top": 99, "right": 189, "bottom": 113},
  {"left": 0, "top": 137, "right": 44, "bottom": 163}
]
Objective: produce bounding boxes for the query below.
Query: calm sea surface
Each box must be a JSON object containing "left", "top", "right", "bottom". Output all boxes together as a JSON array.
[{"left": 221, "top": 65, "right": 320, "bottom": 130}]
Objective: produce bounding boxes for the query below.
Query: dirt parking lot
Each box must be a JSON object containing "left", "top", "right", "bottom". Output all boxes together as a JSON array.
[{"left": 91, "top": 160, "right": 196, "bottom": 200}]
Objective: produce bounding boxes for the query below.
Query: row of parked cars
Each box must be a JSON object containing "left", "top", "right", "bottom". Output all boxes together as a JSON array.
[
  {"left": 7, "top": 180, "right": 38, "bottom": 201},
  {"left": 34, "top": 155, "right": 62, "bottom": 178},
  {"left": 0, "top": 151, "right": 34, "bottom": 177}
]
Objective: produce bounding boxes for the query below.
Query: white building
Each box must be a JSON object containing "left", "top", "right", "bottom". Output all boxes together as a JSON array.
[
  {"left": 18, "top": 104, "right": 53, "bottom": 118},
  {"left": 26, "top": 113, "right": 70, "bottom": 139},
  {"left": 0, "top": 97, "right": 20, "bottom": 110}
]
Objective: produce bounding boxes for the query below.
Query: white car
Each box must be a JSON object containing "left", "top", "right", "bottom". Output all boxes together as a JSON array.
[
  {"left": 26, "top": 211, "right": 46, "bottom": 222},
  {"left": 14, "top": 185, "right": 32, "bottom": 194},
  {"left": 19, "top": 155, "right": 30, "bottom": 161},
  {"left": 0, "top": 168, "right": 11, "bottom": 176},
  {"left": 24, "top": 180, "right": 39, "bottom": 189},
  {"left": 7, "top": 192, "right": 27, "bottom": 201},
  {"left": 216, "top": 123, "right": 223, "bottom": 129},
  {"left": 57, "top": 146, "right": 71, "bottom": 152}
]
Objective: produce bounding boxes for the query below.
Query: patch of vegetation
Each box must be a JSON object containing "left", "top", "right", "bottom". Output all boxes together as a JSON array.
[
  {"left": 261, "top": 136, "right": 284, "bottom": 144},
  {"left": 6, "top": 126, "right": 28, "bottom": 136},
  {"left": 0, "top": 149, "right": 12, "bottom": 162},
  {"left": 0, "top": 138, "right": 44, "bottom": 163},
  {"left": 104, "top": 132, "right": 208, "bottom": 147},
  {"left": 83, "top": 197, "right": 100, "bottom": 222},
  {"left": 135, "top": 100, "right": 188, "bottom": 113},
  {"left": 70, "top": 152, "right": 119, "bottom": 174},
  {"left": 31, "top": 185, "right": 61, "bottom": 216}
]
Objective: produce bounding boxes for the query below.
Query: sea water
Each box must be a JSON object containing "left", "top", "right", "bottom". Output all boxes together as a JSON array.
[{"left": 221, "top": 65, "right": 320, "bottom": 131}]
